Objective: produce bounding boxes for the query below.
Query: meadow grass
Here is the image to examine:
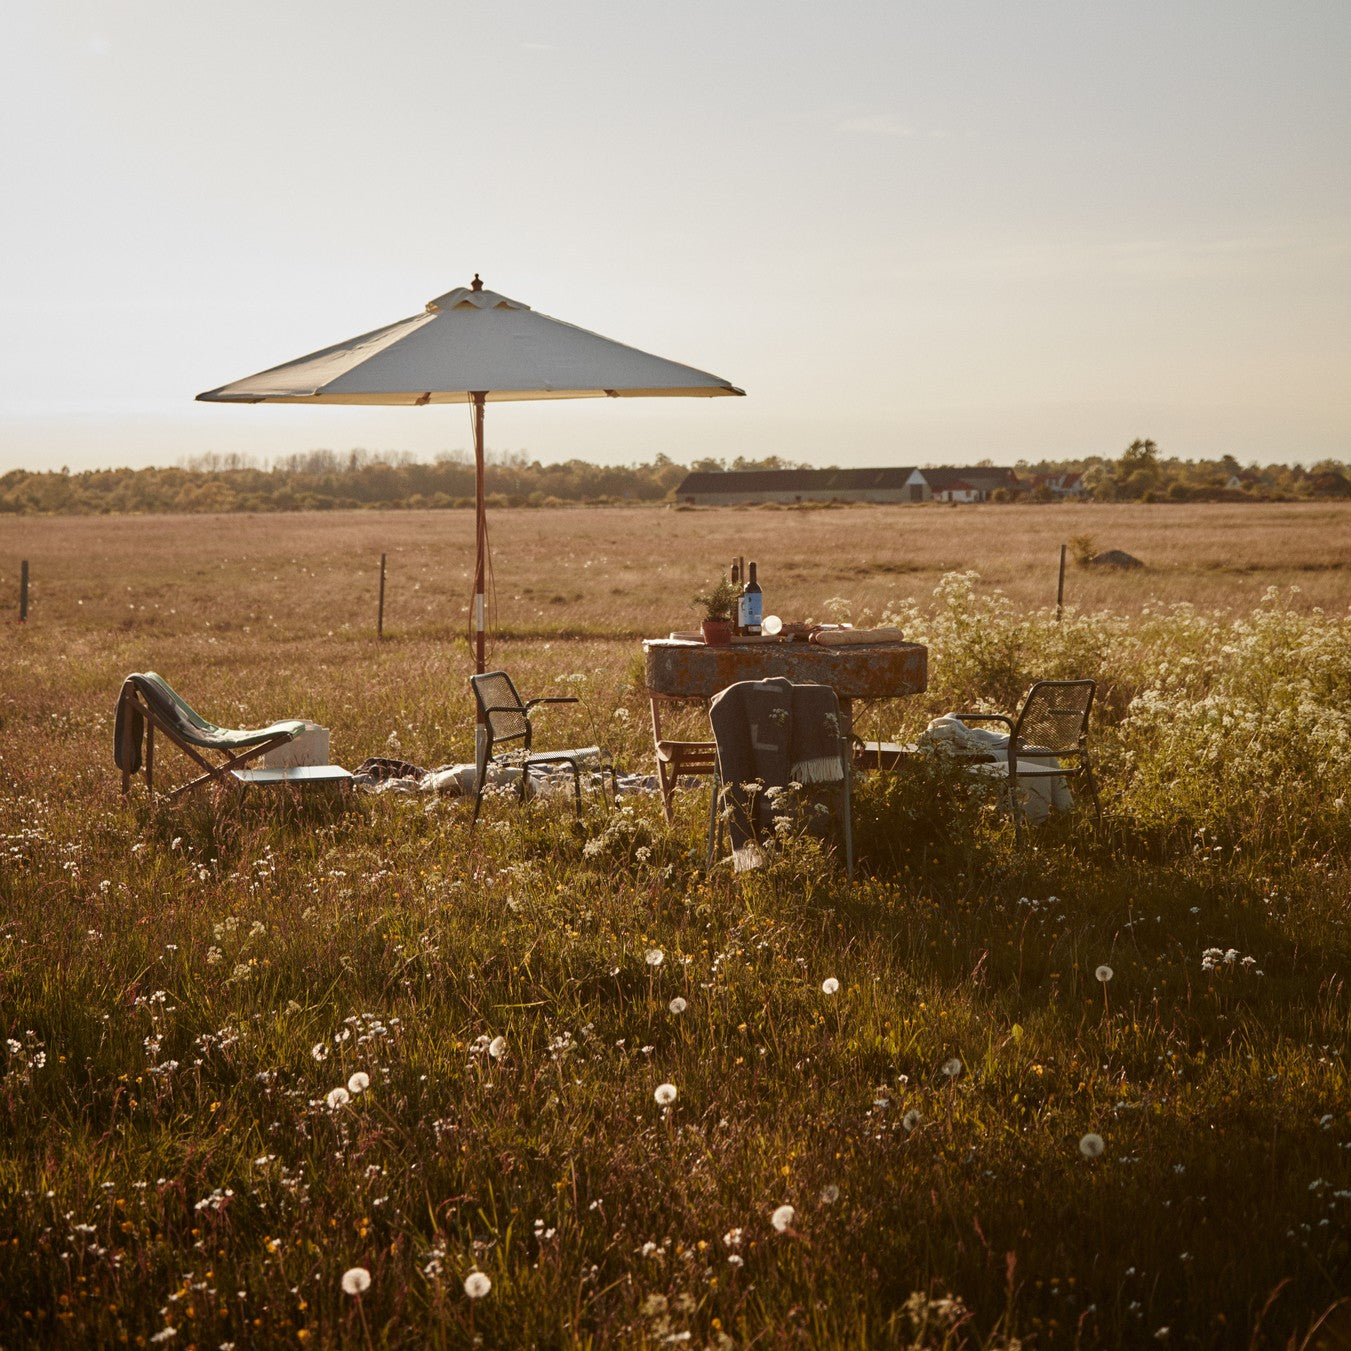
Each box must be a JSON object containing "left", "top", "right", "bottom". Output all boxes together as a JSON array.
[{"left": 1, "top": 505, "right": 1349, "bottom": 1348}]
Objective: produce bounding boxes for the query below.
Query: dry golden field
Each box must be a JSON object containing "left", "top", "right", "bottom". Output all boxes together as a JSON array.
[
  {"left": 3, "top": 499, "right": 1349, "bottom": 640},
  {"left": 3, "top": 499, "right": 1346, "bottom": 770}
]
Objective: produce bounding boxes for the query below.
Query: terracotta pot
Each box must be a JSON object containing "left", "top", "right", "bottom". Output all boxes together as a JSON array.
[{"left": 701, "top": 619, "right": 733, "bottom": 646}]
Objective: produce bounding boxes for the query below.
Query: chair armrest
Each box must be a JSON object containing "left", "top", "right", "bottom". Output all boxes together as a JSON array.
[
  {"left": 525, "top": 696, "right": 580, "bottom": 710},
  {"left": 953, "top": 713, "right": 1014, "bottom": 735}
]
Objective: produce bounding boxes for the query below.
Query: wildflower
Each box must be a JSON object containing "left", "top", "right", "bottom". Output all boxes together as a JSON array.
[
  {"left": 903, "top": 1109, "right": 921, "bottom": 1132},
  {"left": 488, "top": 1036, "right": 507, "bottom": 1059},
  {"left": 645, "top": 948, "right": 664, "bottom": 967},
  {"left": 820, "top": 1184, "right": 840, "bottom": 1204},
  {"left": 149, "top": 1329, "right": 177, "bottom": 1344},
  {"left": 1079, "top": 1133, "right": 1105, "bottom": 1158},
  {"left": 941, "top": 1057, "right": 962, "bottom": 1079},
  {"left": 668, "top": 997, "right": 687, "bottom": 1014},
  {"left": 821, "top": 977, "right": 840, "bottom": 995},
  {"left": 340, "top": 1267, "right": 371, "bottom": 1296},
  {"left": 654, "top": 1082, "right": 678, "bottom": 1106},
  {"left": 347, "top": 1072, "right": 370, "bottom": 1095},
  {"left": 1095, "top": 965, "right": 1114, "bottom": 983},
  {"left": 463, "top": 1270, "right": 492, "bottom": 1299},
  {"left": 771, "top": 1204, "right": 795, "bottom": 1233},
  {"left": 326, "top": 1087, "right": 351, "bottom": 1109},
  {"left": 311, "top": 1043, "right": 329, "bottom": 1062},
  {"left": 723, "top": 1228, "right": 743, "bottom": 1248}
]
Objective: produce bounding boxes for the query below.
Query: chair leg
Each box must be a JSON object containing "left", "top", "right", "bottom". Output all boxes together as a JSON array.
[
  {"left": 841, "top": 755, "right": 854, "bottom": 880},
  {"left": 657, "top": 759, "right": 676, "bottom": 824},
  {"left": 706, "top": 769, "right": 722, "bottom": 872},
  {"left": 1082, "top": 762, "right": 1103, "bottom": 828}
]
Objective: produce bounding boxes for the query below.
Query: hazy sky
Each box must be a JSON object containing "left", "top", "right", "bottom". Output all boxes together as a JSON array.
[{"left": 3, "top": 1, "right": 1348, "bottom": 474}]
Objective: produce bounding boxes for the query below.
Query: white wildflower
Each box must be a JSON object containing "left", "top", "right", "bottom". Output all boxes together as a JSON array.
[{"left": 341, "top": 1267, "right": 371, "bottom": 1296}]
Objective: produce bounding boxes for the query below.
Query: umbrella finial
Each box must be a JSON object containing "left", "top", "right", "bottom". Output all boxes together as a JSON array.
[{"left": 471, "top": 274, "right": 483, "bottom": 292}]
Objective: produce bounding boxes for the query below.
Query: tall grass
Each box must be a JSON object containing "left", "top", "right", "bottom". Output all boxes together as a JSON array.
[{"left": 1, "top": 510, "right": 1349, "bottom": 1347}]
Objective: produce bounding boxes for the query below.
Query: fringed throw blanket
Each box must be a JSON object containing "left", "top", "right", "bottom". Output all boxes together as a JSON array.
[{"left": 708, "top": 678, "right": 844, "bottom": 870}]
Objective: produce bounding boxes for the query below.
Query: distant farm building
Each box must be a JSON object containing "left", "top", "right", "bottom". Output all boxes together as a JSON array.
[{"left": 674, "top": 466, "right": 1022, "bottom": 505}]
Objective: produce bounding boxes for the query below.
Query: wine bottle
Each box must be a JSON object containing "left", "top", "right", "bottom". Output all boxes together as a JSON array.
[
  {"left": 730, "top": 560, "right": 742, "bottom": 636},
  {"left": 743, "top": 561, "right": 763, "bottom": 635}
]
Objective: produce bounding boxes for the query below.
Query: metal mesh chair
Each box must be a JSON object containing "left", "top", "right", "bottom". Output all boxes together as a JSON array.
[
  {"left": 469, "top": 671, "right": 611, "bottom": 825},
  {"left": 954, "top": 679, "right": 1101, "bottom": 843}
]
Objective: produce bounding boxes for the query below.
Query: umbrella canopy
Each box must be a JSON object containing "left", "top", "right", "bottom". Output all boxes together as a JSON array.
[
  {"left": 198, "top": 276, "right": 743, "bottom": 679},
  {"left": 198, "top": 278, "right": 744, "bottom": 406}
]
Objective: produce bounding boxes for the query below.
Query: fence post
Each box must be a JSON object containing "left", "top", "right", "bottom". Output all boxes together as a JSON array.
[
  {"left": 1056, "top": 544, "right": 1066, "bottom": 622},
  {"left": 19, "top": 560, "right": 28, "bottom": 622},
  {"left": 377, "top": 553, "right": 387, "bottom": 639}
]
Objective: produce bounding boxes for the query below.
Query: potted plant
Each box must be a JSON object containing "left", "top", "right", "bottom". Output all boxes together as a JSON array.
[{"left": 693, "top": 576, "right": 739, "bottom": 646}]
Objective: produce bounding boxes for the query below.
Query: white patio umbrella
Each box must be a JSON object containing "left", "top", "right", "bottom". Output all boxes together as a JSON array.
[{"left": 197, "top": 275, "right": 744, "bottom": 678}]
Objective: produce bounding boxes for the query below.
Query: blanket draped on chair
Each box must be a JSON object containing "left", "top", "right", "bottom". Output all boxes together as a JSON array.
[
  {"left": 114, "top": 672, "right": 308, "bottom": 780},
  {"left": 708, "top": 678, "right": 843, "bottom": 869}
]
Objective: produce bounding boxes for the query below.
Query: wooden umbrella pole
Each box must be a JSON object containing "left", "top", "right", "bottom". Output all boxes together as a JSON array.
[{"left": 472, "top": 391, "right": 487, "bottom": 678}]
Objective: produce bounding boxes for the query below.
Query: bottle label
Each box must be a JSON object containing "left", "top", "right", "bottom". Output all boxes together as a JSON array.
[{"left": 742, "top": 592, "right": 762, "bottom": 629}]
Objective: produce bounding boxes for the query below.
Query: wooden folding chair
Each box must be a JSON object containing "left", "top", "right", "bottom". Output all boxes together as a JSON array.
[
  {"left": 649, "top": 693, "right": 718, "bottom": 824},
  {"left": 115, "top": 672, "right": 311, "bottom": 803}
]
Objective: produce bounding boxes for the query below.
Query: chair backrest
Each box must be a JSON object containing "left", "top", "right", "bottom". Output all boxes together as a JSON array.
[
  {"left": 1013, "top": 680, "right": 1095, "bottom": 755},
  {"left": 471, "top": 671, "right": 531, "bottom": 753}
]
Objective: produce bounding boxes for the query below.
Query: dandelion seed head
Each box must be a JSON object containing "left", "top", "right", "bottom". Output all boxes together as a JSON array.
[
  {"left": 903, "top": 1109, "right": 921, "bottom": 1132},
  {"left": 1095, "top": 965, "right": 1114, "bottom": 983},
  {"left": 1079, "top": 1133, "right": 1105, "bottom": 1158},
  {"left": 654, "top": 1082, "right": 678, "bottom": 1106},
  {"left": 645, "top": 948, "right": 664, "bottom": 967},
  {"left": 821, "top": 977, "right": 840, "bottom": 995},
  {"left": 341, "top": 1267, "right": 371, "bottom": 1296},
  {"left": 326, "top": 1087, "right": 351, "bottom": 1109},
  {"left": 347, "top": 1071, "right": 370, "bottom": 1095},
  {"left": 771, "top": 1204, "right": 795, "bottom": 1233},
  {"left": 463, "top": 1270, "right": 492, "bottom": 1299},
  {"left": 942, "top": 1057, "right": 962, "bottom": 1079},
  {"left": 488, "top": 1036, "right": 507, "bottom": 1060},
  {"left": 819, "top": 1184, "right": 840, "bottom": 1204},
  {"left": 668, "top": 997, "right": 687, "bottom": 1014}
]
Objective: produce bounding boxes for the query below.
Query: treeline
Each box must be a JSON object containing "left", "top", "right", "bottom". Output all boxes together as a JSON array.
[
  {"left": 1048, "top": 441, "right": 1351, "bottom": 503},
  {"left": 0, "top": 449, "right": 694, "bottom": 516},
  {"left": 1, "top": 444, "right": 1347, "bottom": 515}
]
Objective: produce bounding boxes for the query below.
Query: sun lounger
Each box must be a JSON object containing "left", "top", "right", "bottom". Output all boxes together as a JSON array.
[{"left": 114, "top": 671, "right": 323, "bottom": 802}]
